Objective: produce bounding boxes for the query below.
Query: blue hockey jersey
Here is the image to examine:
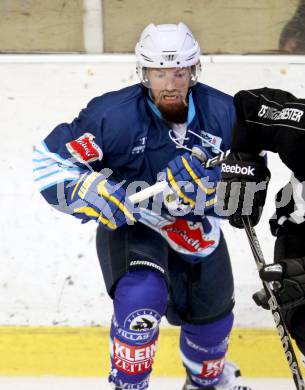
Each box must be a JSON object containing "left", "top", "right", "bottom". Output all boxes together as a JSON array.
[{"left": 33, "top": 82, "right": 235, "bottom": 257}]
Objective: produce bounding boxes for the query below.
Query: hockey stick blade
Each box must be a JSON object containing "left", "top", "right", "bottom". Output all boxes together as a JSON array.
[{"left": 242, "top": 216, "right": 305, "bottom": 390}]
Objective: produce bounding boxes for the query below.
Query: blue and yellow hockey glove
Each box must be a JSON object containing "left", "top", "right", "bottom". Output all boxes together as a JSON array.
[
  {"left": 163, "top": 146, "right": 219, "bottom": 211},
  {"left": 67, "top": 172, "right": 139, "bottom": 230}
]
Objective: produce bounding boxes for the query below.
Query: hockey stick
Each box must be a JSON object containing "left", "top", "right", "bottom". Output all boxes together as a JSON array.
[
  {"left": 242, "top": 216, "right": 305, "bottom": 390},
  {"left": 129, "top": 149, "right": 230, "bottom": 203}
]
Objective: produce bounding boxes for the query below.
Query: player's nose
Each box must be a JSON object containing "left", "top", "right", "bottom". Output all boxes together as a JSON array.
[{"left": 164, "top": 74, "right": 176, "bottom": 91}]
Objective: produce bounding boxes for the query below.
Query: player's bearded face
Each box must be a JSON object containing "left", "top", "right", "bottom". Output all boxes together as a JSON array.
[{"left": 148, "top": 68, "right": 191, "bottom": 123}]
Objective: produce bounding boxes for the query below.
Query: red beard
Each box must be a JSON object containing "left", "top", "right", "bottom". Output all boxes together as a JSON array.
[{"left": 155, "top": 93, "right": 188, "bottom": 123}]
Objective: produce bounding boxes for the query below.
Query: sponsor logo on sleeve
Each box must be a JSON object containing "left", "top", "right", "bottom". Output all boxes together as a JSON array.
[{"left": 66, "top": 133, "right": 103, "bottom": 163}]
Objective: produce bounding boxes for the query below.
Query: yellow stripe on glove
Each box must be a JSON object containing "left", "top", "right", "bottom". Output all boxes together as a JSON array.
[
  {"left": 96, "top": 179, "right": 136, "bottom": 223},
  {"left": 74, "top": 206, "right": 117, "bottom": 230},
  {"left": 78, "top": 172, "right": 101, "bottom": 199},
  {"left": 181, "top": 156, "right": 216, "bottom": 195},
  {"left": 167, "top": 168, "right": 196, "bottom": 208},
  {"left": 68, "top": 171, "right": 138, "bottom": 231}
]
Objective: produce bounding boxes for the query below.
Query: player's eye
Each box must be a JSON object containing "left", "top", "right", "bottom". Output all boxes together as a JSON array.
[
  {"left": 154, "top": 71, "right": 165, "bottom": 78},
  {"left": 174, "top": 69, "right": 188, "bottom": 78}
]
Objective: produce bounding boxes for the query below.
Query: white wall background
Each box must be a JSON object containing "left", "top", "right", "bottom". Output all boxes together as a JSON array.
[{"left": 1, "top": 54, "right": 304, "bottom": 327}]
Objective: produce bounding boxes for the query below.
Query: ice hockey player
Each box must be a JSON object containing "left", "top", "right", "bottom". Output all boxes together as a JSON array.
[
  {"left": 218, "top": 87, "right": 305, "bottom": 361},
  {"left": 33, "top": 22, "right": 251, "bottom": 390}
]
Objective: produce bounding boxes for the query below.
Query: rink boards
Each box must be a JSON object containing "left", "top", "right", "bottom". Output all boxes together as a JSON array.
[{"left": 0, "top": 326, "right": 303, "bottom": 377}]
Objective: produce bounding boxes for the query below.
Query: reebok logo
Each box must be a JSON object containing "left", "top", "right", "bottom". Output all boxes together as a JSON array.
[{"left": 221, "top": 163, "right": 255, "bottom": 176}]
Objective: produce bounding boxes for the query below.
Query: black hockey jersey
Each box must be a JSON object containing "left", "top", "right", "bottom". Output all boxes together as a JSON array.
[
  {"left": 231, "top": 87, "right": 305, "bottom": 182},
  {"left": 231, "top": 87, "right": 305, "bottom": 227}
]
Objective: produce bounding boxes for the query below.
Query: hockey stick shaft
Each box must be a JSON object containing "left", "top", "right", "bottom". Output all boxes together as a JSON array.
[
  {"left": 129, "top": 149, "right": 230, "bottom": 204},
  {"left": 242, "top": 216, "right": 305, "bottom": 390}
]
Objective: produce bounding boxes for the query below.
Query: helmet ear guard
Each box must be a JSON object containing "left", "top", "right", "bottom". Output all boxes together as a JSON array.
[
  {"left": 189, "top": 62, "right": 202, "bottom": 87},
  {"left": 136, "top": 66, "right": 151, "bottom": 88}
]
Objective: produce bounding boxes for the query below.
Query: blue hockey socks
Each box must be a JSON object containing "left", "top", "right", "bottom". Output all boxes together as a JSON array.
[
  {"left": 109, "top": 269, "right": 168, "bottom": 389},
  {"left": 180, "top": 312, "right": 234, "bottom": 388}
]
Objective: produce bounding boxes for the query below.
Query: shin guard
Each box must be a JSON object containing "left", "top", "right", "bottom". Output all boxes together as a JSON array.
[
  {"left": 109, "top": 270, "right": 167, "bottom": 389},
  {"left": 180, "top": 312, "right": 234, "bottom": 388}
]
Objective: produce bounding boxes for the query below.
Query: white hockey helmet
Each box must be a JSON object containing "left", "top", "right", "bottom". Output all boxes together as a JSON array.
[{"left": 135, "top": 22, "right": 201, "bottom": 87}]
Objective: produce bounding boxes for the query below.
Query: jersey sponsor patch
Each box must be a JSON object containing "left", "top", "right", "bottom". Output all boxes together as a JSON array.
[
  {"left": 200, "top": 131, "right": 222, "bottom": 153},
  {"left": 161, "top": 219, "right": 215, "bottom": 253},
  {"left": 66, "top": 133, "right": 103, "bottom": 163},
  {"left": 131, "top": 136, "right": 147, "bottom": 155},
  {"left": 200, "top": 357, "right": 225, "bottom": 378},
  {"left": 136, "top": 209, "right": 220, "bottom": 257},
  {"left": 113, "top": 337, "right": 157, "bottom": 375}
]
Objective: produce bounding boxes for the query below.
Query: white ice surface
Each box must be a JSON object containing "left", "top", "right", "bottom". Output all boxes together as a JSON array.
[{"left": 0, "top": 377, "right": 295, "bottom": 390}]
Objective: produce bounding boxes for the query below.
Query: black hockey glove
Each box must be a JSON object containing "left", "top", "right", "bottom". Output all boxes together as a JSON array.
[
  {"left": 217, "top": 152, "right": 270, "bottom": 228},
  {"left": 253, "top": 220, "right": 305, "bottom": 310},
  {"left": 255, "top": 257, "right": 305, "bottom": 310}
]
